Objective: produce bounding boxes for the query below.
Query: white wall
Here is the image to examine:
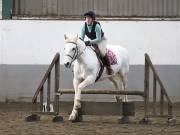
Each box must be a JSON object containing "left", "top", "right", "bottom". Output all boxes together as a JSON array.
[
  {"left": 0, "top": 0, "right": 2, "bottom": 19},
  {"left": 0, "top": 20, "right": 180, "bottom": 65}
]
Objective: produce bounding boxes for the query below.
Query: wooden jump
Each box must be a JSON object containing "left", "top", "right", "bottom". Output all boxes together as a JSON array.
[{"left": 25, "top": 53, "right": 176, "bottom": 124}]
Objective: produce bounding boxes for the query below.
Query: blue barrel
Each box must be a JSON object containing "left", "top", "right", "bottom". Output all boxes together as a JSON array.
[{"left": 2, "top": 0, "right": 12, "bottom": 19}]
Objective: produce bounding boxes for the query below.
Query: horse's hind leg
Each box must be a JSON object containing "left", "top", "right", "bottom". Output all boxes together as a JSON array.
[
  {"left": 109, "top": 77, "right": 118, "bottom": 90},
  {"left": 109, "top": 75, "right": 122, "bottom": 102},
  {"left": 119, "top": 72, "right": 128, "bottom": 102}
]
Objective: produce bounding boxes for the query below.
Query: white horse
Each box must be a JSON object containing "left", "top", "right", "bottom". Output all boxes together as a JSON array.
[{"left": 63, "top": 34, "right": 129, "bottom": 121}]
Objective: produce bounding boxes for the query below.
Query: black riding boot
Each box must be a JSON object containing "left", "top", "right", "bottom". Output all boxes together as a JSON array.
[{"left": 102, "top": 55, "right": 113, "bottom": 75}]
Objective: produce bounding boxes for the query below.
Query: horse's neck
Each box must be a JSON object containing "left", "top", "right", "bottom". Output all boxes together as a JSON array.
[{"left": 76, "top": 42, "right": 97, "bottom": 65}]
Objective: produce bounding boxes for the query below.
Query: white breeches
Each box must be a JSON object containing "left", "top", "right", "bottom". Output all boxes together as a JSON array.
[{"left": 97, "top": 36, "right": 107, "bottom": 57}]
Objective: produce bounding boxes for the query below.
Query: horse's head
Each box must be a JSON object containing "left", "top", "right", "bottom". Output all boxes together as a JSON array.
[{"left": 63, "top": 34, "right": 79, "bottom": 68}]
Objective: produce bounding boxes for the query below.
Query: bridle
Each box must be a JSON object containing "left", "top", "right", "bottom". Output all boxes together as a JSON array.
[{"left": 65, "top": 41, "right": 86, "bottom": 64}]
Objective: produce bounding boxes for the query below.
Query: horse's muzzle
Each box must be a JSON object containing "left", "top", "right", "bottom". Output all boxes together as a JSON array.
[{"left": 64, "top": 62, "right": 71, "bottom": 68}]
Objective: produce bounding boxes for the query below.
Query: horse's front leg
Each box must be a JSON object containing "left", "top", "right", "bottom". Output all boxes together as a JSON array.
[
  {"left": 69, "top": 75, "right": 95, "bottom": 121},
  {"left": 69, "top": 78, "right": 81, "bottom": 121}
]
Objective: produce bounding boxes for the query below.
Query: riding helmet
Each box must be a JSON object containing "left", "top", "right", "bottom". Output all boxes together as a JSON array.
[{"left": 84, "top": 11, "right": 96, "bottom": 20}]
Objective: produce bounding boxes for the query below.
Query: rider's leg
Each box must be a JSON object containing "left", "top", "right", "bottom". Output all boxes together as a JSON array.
[
  {"left": 98, "top": 37, "right": 113, "bottom": 75},
  {"left": 97, "top": 37, "right": 107, "bottom": 57}
]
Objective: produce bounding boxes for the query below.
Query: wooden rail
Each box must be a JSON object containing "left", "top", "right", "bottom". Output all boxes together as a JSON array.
[
  {"left": 144, "top": 53, "right": 173, "bottom": 121},
  {"left": 32, "top": 53, "right": 60, "bottom": 114},
  {"left": 57, "top": 89, "right": 145, "bottom": 97}
]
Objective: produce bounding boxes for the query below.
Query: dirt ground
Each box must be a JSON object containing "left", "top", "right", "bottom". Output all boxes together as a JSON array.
[{"left": 0, "top": 102, "right": 180, "bottom": 135}]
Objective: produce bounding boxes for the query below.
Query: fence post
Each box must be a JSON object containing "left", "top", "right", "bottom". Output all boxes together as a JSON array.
[
  {"left": 153, "top": 74, "right": 157, "bottom": 115},
  {"left": 54, "top": 54, "right": 60, "bottom": 113},
  {"left": 160, "top": 88, "right": 164, "bottom": 116},
  {"left": 144, "top": 55, "right": 150, "bottom": 122},
  {"left": 168, "top": 103, "right": 173, "bottom": 119},
  {"left": 52, "top": 54, "right": 63, "bottom": 122},
  {"left": 47, "top": 72, "right": 51, "bottom": 112},
  {"left": 40, "top": 86, "right": 44, "bottom": 111}
]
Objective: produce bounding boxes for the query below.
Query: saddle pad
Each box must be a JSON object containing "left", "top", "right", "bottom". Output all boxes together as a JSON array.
[{"left": 106, "top": 49, "right": 117, "bottom": 65}]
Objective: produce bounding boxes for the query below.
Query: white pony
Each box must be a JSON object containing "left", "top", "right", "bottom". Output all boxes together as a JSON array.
[{"left": 63, "top": 34, "right": 129, "bottom": 121}]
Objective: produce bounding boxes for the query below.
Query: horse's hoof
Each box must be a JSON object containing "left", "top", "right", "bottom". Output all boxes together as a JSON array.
[
  {"left": 71, "top": 115, "right": 83, "bottom": 123},
  {"left": 69, "top": 108, "right": 82, "bottom": 122},
  {"left": 68, "top": 114, "right": 76, "bottom": 121},
  {"left": 68, "top": 113, "right": 83, "bottom": 123}
]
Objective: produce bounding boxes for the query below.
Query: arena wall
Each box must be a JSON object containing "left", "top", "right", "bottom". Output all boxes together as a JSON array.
[{"left": 0, "top": 20, "right": 180, "bottom": 102}]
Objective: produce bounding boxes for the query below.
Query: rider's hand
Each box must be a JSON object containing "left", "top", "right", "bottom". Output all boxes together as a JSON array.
[{"left": 85, "top": 41, "right": 91, "bottom": 46}]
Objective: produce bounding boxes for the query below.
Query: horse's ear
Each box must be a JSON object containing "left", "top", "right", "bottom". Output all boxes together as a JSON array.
[
  {"left": 64, "top": 34, "right": 68, "bottom": 40},
  {"left": 73, "top": 34, "right": 78, "bottom": 42}
]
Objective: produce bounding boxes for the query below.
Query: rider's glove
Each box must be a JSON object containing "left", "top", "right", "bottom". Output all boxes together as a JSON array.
[{"left": 85, "top": 41, "right": 91, "bottom": 46}]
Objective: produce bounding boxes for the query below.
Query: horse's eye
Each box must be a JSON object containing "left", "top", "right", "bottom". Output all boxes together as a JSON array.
[{"left": 72, "top": 48, "right": 75, "bottom": 51}]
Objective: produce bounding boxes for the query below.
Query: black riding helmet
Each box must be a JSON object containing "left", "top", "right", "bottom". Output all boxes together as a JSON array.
[{"left": 84, "top": 11, "right": 96, "bottom": 20}]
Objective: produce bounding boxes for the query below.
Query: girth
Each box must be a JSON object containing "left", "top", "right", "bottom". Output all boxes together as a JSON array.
[{"left": 91, "top": 44, "right": 104, "bottom": 82}]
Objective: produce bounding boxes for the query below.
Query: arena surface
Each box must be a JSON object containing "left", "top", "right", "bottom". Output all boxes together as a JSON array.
[{"left": 0, "top": 102, "right": 180, "bottom": 135}]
